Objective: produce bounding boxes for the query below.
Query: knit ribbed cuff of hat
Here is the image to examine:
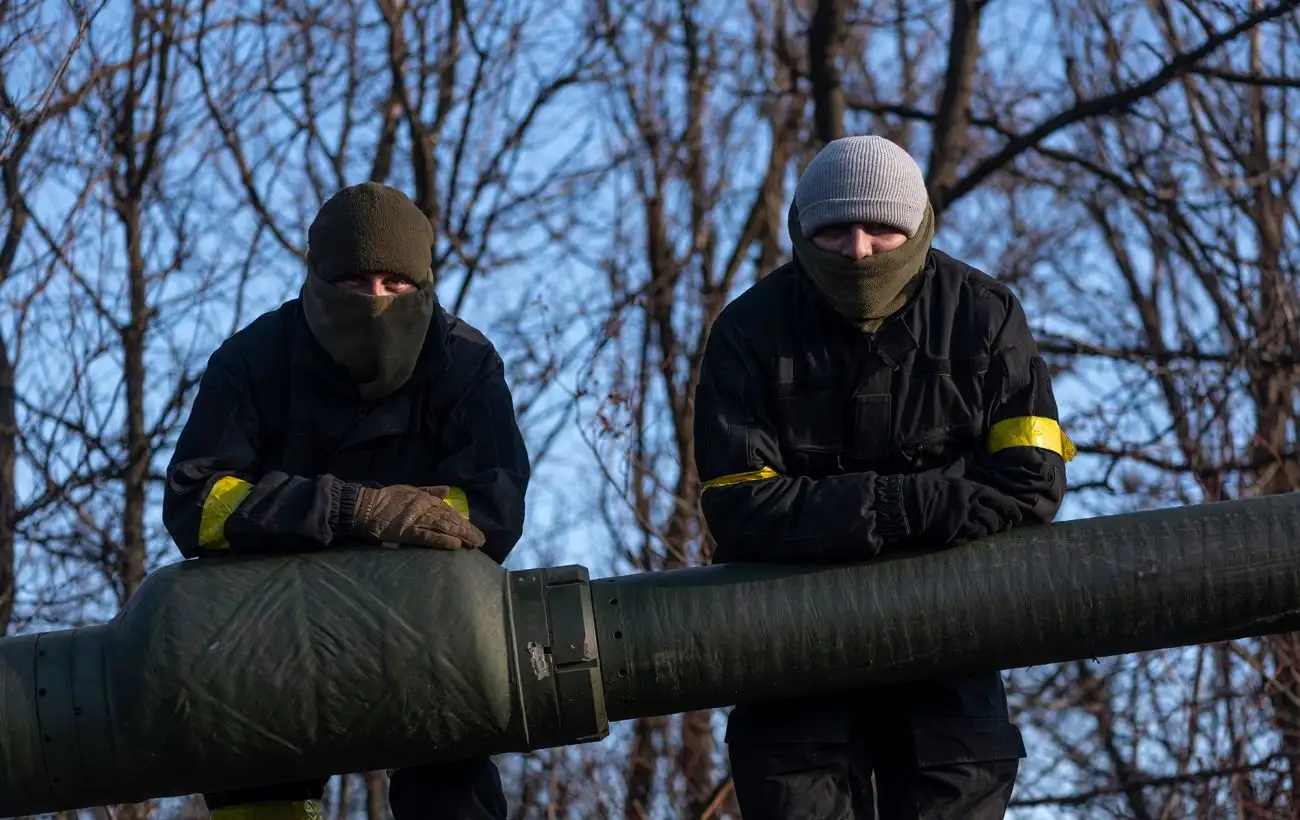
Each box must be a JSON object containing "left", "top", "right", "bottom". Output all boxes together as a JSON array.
[
  {"left": 792, "top": 135, "right": 930, "bottom": 238},
  {"left": 798, "top": 196, "right": 928, "bottom": 239}
]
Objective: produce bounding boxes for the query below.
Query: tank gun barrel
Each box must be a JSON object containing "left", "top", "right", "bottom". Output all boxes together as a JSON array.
[{"left": 2, "top": 494, "right": 1298, "bottom": 815}]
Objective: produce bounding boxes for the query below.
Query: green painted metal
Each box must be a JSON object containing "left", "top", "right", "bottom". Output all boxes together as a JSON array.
[{"left": 1, "top": 494, "right": 1298, "bottom": 816}]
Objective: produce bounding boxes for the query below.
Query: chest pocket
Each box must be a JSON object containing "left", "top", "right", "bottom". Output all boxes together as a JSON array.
[
  {"left": 772, "top": 380, "right": 844, "bottom": 479},
  {"left": 897, "top": 353, "right": 989, "bottom": 471},
  {"left": 770, "top": 350, "right": 899, "bottom": 477}
]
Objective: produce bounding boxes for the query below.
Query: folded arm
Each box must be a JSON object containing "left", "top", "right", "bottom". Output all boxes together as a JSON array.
[
  {"left": 965, "top": 293, "right": 1069, "bottom": 525},
  {"left": 875, "top": 293, "right": 1070, "bottom": 547},
  {"left": 163, "top": 351, "right": 356, "bottom": 558},
  {"left": 695, "top": 296, "right": 1069, "bottom": 563},
  {"left": 694, "top": 325, "right": 908, "bottom": 563}
]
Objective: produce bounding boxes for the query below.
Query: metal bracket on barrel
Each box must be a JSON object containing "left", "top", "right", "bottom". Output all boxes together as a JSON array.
[
  {"left": 508, "top": 565, "right": 609, "bottom": 750},
  {"left": 34, "top": 630, "right": 79, "bottom": 799},
  {"left": 29, "top": 627, "right": 115, "bottom": 810},
  {"left": 588, "top": 578, "right": 632, "bottom": 718}
]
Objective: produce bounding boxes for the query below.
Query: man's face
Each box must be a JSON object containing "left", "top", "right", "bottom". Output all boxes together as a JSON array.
[
  {"left": 333, "top": 270, "right": 419, "bottom": 296},
  {"left": 812, "top": 223, "right": 908, "bottom": 260}
]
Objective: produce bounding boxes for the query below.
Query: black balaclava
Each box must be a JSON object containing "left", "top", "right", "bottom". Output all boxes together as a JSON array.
[{"left": 302, "top": 182, "right": 437, "bottom": 401}]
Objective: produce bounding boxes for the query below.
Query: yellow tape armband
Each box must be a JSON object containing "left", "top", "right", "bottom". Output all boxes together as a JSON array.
[
  {"left": 987, "top": 416, "right": 1077, "bottom": 462},
  {"left": 701, "top": 466, "right": 779, "bottom": 490},
  {"left": 210, "top": 800, "right": 322, "bottom": 820},
  {"left": 197, "top": 476, "right": 255, "bottom": 550},
  {"left": 443, "top": 486, "right": 470, "bottom": 520}
]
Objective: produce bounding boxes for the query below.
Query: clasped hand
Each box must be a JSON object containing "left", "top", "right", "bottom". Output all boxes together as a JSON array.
[{"left": 352, "top": 484, "right": 485, "bottom": 550}]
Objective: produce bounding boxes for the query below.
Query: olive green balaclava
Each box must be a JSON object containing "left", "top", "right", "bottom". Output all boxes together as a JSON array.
[
  {"left": 790, "top": 135, "right": 936, "bottom": 333},
  {"left": 303, "top": 182, "right": 437, "bottom": 401}
]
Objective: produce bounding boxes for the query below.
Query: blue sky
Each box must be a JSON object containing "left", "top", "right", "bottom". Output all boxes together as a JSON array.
[{"left": 5, "top": 0, "right": 1290, "bottom": 815}]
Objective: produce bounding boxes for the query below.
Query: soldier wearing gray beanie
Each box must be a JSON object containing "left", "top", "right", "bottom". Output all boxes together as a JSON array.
[
  {"left": 794, "top": 134, "right": 930, "bottom": 239},
  {"left": 695, "top": 134, "right": 1069, "bottom": 820},
  {"left": 787, "top": 135, "right": 937, "bottom": 333}
]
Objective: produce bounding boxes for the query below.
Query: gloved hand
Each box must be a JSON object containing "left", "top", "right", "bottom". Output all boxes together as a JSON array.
[
  {"left": 350, "top": 484, "right": 485, "bottom": 550},
  {"left": 902, "top": 474, "right": 1023, "bottom": 546},
  {"left": 874, "top": 473, "right": 1022, "bottom": 548}
]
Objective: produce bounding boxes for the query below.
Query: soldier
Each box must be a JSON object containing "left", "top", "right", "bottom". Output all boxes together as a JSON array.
[
  {"left": 693, "top": 135, "right": 1072, "bottom": 819},
  {"left": 163, "top": 182, "right": 528, "bottom": 820}
]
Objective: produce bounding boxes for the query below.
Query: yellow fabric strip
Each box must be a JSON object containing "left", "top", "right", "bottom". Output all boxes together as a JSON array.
[
  {"left": 987, "top": 416, "right": 1077, "bottom": 462},
  {"left": 198, "top": 476, "right": 255, "bottom": 550},
  {"left": 444, "top": 486, "right": 470, "bottom": 521},
  {"left": 701, "top": 466, "right": 779, "bottom": 490},
  {"left": 210, "top": 799, "right": 323, "bottom": 820}
]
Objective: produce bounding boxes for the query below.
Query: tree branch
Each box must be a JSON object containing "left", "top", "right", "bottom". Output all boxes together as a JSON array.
[{"left": 942, "top": 1, "right": 1300, "bottom": 209}]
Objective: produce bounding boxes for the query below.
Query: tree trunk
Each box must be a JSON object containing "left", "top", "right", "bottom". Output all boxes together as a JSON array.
[
  {"left": 364, "top": 771, "right": 387, "bottom": 820},
  {"left": 332, "top": 774, "right": 351, "bottom": 820},
  {"left": 0, "top": 336, "right": 15, "bottom": 634},
  {"left": 623, "top": 715, "right": 663, "bottom": 819},
  {"left": 119, "top": 198, "right": 149, "bottom": 603},
  {"left": 807, "top": 0, "right": 846, "bottom": 145},
  {"left": 0, "top": 121, "right": 31, "bottom": 637},
  {"left": 926, "top": 0, "right": 984, "bottom": 214},
  {"left": 678, "top": 708, "right": 715, "bottom": 817}
]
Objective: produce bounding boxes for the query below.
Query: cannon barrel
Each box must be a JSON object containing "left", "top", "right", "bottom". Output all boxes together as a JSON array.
[{"left": 2, "top": 493, "right": 1299, "bottom": 815}]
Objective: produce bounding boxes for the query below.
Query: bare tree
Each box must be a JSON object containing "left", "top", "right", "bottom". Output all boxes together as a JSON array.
[
  {"left": 807, "top": 0, "right": 848, "bottom": 145},
  {"left": 184, "top": 0, "right": 605, "bottom": 812},
  {"left": 0, "top": 0, "right": 33, "bottom": 635},
  {"left": 919, "top": 0, "right": 1300, "bottom": 814},
  {"left": 573, "top": 1, "right": 810, "bottom": 815},
  {"left": 4, "top": 0, "right": 1298, "bottom": 818},
  {"left": 0, "top": 0, "right": 107, "bottom": 634}
]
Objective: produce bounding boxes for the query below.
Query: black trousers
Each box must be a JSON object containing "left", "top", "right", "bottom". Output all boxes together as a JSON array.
[
  {"left": 203, "top": 759, "right": 507, "bottom": 820},
  {"left": 727, "top": 675, "right": 1025, "bottom": 820}
]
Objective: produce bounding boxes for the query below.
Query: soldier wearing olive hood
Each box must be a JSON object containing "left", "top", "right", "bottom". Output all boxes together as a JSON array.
[
  {"left": 694, "top": 136, "right": 1073, "bottom": 818},
  {"left": 164, "top": 182, "right": 528, "bottom": 819}
]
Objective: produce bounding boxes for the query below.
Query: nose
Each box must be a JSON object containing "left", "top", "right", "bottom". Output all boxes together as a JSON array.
[
  {"left": 845, "top": 227, "right": 873, "bottom": 260},
  {"left": 361, "top": 277, "right": 386, "bottom": 296}
]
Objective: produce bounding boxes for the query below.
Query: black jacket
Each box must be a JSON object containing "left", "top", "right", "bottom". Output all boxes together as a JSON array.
[
  {"left": 694, "top": 250, "right": 1069, "bottom": 566},
  {"left": 163, "top": 299, "right": 529, "bottom": 564}
]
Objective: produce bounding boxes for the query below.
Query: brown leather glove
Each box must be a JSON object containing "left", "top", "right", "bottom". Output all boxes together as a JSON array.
[{"left": 351, "top": 484, "right": 485, "bottom": 550}]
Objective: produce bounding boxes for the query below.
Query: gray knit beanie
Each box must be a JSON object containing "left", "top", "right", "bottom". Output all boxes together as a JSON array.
[{"left": 793, "top": 135, "right": 929, "bottom": 238}]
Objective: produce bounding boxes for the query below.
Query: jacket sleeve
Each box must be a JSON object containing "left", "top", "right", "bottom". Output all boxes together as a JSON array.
[
  {"left": 876, "top": 292, "right": 1071, "bottom": 546},
  {"left": 694, "top": 322, "right": 908, "bottom": 563},
  {"left": 430, "top": 348, "right": 530, "bottom": 564},
  {"left": 966, "top": 292, "right": 1070, "bottom": 525},
  {"left": 163, "top": 349, "right": 355, "bottom": 559}
]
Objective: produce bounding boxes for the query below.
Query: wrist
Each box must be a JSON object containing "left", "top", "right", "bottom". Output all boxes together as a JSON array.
[
  {"left": 332, "top": 481, "right": 363, "bottom": 534},
  {"left": 874, "top": 474, "right": 912, "bottom": 542}
]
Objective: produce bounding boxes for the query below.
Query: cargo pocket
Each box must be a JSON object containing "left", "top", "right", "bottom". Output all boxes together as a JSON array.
[
  {"left": 910, "top": 718, "right": 1026, "bottom": 768},
  {"left": 898, "top": 420, "right": 979, "bottom": 471},
  {"left": 785, "top": 444, "right": 843, "bottom": 479},
  {"left": 847, "top": 392, "right": 892, "bottom": 464},
  {"left": 773, "top": 387, "right": 842, "bottom": 452}
]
